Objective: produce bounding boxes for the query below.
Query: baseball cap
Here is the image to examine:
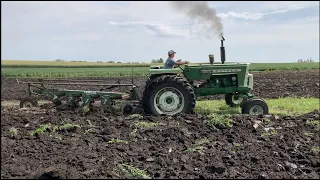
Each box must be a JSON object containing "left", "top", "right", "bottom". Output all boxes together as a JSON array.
[{"left": 168, "top": 50, "right": 176, "bottom": 55}]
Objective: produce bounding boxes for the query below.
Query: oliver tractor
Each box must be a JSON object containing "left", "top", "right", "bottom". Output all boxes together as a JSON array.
[
  {"left": 18, "top": 36, "right": 268, "bottom": 116},
  {"left": 141, "top": 37, "right": 268, "bottom": 116}
]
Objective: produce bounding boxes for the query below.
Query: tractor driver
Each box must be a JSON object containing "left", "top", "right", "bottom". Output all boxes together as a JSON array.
[{"left": 164, "top": 50, "right": 189, "bottom": 69}]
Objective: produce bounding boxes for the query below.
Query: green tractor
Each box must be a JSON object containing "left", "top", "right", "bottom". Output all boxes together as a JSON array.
[
  {"left": 17, "top": 37, "right": 268, "bottom": 117},
  {"left": 142, "top": 36, "right": 269, "bottom": 116}
]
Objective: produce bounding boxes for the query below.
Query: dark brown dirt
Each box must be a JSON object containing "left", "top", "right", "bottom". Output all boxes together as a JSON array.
[
  {"left": 1, "top": 70, "right": 319, "bottom": 101},
  {"left": 1, "top": 70, "right": 320, "bottom": 179},
  {"left": 1, "top": 107, "right": 319, "bottom": 179}
]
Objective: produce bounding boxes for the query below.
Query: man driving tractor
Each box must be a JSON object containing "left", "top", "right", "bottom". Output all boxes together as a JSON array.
[{"left": 164, "top": 50, "right": 189, "bottom": 68}]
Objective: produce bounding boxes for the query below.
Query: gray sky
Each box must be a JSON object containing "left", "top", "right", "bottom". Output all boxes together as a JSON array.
[{"left": 1, "top": 1, "right": 319, "bottom": 63}]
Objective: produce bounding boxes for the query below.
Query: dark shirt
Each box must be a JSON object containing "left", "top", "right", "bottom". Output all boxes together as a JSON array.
[{"left": 164, "top": 57, "right": 177, "bottom": 68}]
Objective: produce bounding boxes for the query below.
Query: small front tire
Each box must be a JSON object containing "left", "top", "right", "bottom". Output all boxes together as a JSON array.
[
  {"left": 225, "top": 93, "right": 246, "bottom": 107},
  {"left": 241, "top": 98, "right": 268, "bottom": 115}
]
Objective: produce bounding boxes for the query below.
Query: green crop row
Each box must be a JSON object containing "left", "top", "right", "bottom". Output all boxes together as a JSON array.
[
  {"left": 1, "top": 62, "right": 318, "bottom": 78},
  {"left": 1, "top": 60, "right": 159, "bottom": 67},
  {"left": 248, "top": 62, "right": 319, "bottom": 71},
  {"left": 1, "top": 65, "right": 152, "bottom": 68},
  {"left": 2, "top": 60, "right": 319, "bottom": 69},
  {"left": 1, "top": 67, "right": 150, "bottom": 78}
]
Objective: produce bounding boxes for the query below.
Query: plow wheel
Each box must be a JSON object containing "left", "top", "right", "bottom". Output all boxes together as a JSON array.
[
  {"left": 69, "top": 97, "right": 83, "bottom": 108},
  {"left": 225, "top": 93, "right": 246, "bottom": 107},
  {"left": 142, "top": 75, "right": 195, "bottom": 115},
  {"left": 241, "top": 98, "right": 269, "bottom": 115},
  {"left": 53, "top": 99, "right": 62, "bottom": 107},
  {"left": 20, "top": 97, "right": 38, "bottom": 108}
]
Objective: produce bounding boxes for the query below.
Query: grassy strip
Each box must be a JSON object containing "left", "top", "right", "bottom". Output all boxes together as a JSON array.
[
  {"left": 195, "top": 97, "right": 319, "bottom": 129},
  {"left": 195, "top": 97, "right": 319, "bottom": 116}
]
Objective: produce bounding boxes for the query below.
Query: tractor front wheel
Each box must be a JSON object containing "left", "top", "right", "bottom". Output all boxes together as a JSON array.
[
  {"left": 241, "top": 98, "right": 268, "bottom": 115},
  {"left": 20, "top": 97, "right": 38, "bottom": 108},
  {"left": 225, "top": 93, "right": 246, "bottom": 107},
  {"left": 142, "top": 75, "right": 195, "bottom": 115}
]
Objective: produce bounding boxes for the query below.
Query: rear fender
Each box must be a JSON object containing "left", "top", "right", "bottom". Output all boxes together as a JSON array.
[{"left": 149, "top": 68, "right": 182, "bottom": 75}]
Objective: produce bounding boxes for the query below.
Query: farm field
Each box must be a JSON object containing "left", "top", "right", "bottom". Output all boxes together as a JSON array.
[
  {"left": 1, "top": 60, "right": 319, "bottom": 78},
  {"left": 1, "top": 69, "right": 320, "bottom": 179}
]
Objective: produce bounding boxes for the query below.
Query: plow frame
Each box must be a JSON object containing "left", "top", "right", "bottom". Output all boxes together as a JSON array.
[{"left": 17, "top": 78, "right": 142, "bottom": 113}]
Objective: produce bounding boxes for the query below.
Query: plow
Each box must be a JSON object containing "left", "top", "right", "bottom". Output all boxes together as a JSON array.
[
  {"left": 18, "top": 36, "right": 269, "bottom": 116},
  {"left": 17, "top": 79, "right": 142, "bottom": 115}
]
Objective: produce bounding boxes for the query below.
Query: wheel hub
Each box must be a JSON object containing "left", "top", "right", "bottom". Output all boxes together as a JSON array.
[
  {"left": 165, "top": 97, "right": 173, "bottom": 104},
  {"left": 249, "top": 105, "right": 264, "bottom": 115},
  {"left": 154, "top": 87, "right": 184, "bottom": 115},
  {"left": 232, "top": 95, "right": 243, "bottom": 105},
  {"left": 23, "top": 101, "right": 33, "bottom": 108}
]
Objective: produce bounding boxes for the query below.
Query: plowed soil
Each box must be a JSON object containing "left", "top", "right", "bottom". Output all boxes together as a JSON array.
[
  {"left": 1, "top": 69, "right": 320, "bottom": 179},
  {"left": 1, "top": 70, "right": 319, "bottom": 101},
  {"left": 1, "top": 107, "right": 320, "bottom": 179}
]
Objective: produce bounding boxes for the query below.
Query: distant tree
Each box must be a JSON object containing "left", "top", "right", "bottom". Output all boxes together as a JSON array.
[
  {"left": 297, "top": 58, "right": 315, "bottom": 63},
  {"left": 116, "top": 62, "right": 122, "bottom": 64},
  {"left": 309, "top": 57, "right": 313, "bottom": 62},
  {"left": 151, "top": 58, "right": 164, "bottom": 63}
]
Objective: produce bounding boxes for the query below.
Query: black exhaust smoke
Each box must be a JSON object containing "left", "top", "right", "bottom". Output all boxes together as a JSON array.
[{"left": 220, "top": 36, "right": 226, "bottom": 64}]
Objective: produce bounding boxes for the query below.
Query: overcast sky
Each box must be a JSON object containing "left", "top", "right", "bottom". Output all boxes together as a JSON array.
[{"left": 1, "top": 1, "right": 319, "bottom": 63}]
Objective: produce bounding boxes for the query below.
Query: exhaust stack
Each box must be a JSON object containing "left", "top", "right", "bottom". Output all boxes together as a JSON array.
[{"left": 220, "top": 36, "right": 226, "bottom": 64}]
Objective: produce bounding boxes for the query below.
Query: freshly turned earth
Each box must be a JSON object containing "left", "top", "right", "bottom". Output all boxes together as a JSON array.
[
  {"left": 1, "top": 70, "right": 319, "bottom": 101},
  {"left": 1, "top": 108, "right": 319, "bottom": 179},
  {"left": 1, "top": 69, "right": 320, "bottom": 179}
]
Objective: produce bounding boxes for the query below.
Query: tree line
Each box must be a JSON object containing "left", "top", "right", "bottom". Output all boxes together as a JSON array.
[
  {"left": 297, "top": 58, "right": 315, "bottom": 63},
  {"left": 55, "top": 59, "right": 165, "bottom": 64}
]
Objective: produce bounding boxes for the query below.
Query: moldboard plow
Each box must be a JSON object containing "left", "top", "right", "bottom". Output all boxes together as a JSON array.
[{"left": 17, "top": 78, "right": 142, "bottom": 115}]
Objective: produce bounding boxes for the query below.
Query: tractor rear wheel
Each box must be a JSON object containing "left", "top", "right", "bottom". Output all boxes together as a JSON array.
[
  {"left": 225, "top": 93, "right": 246, "bottom": 107},
  {"left": 142, "top": 76, "right": 155, "bottom": 114},
  {"left": 142, "top": 75, "right": 195, "bottom": 115},
  {"left": 20, "top": 97, "right": 38, "bottom": 108},
  {"left": 241, "top": 98, "right": 268, "bottom": 115}
]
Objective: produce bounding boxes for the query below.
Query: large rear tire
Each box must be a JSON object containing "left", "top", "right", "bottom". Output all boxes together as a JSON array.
[
  {"left": 142, "top": 75, "right": 195, "bottom": 115},
  {"left": 142, "top": 75, "right": 159, "bottom": 114}
]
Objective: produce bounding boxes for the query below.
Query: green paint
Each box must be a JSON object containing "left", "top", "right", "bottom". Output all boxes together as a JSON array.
[{"left": 148, "top": 63, "right": 252, "bottom": 97}]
